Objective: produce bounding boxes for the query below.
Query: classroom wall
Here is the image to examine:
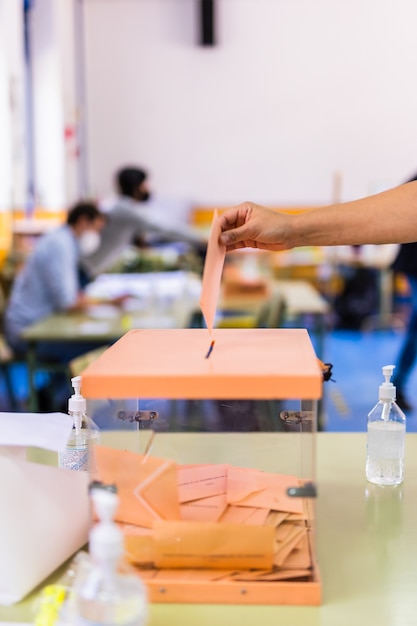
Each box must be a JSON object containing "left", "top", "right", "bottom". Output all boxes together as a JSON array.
[
  {"left": 0, "top": 0, "right": 26, "bottom": 212},
  {"left": 31, "top": 0, "right": 80, "bottom": 209},
  {"left": 0, "top": 0, "right": 26, "bottom": 260},
  {"left": 82, "top": 0, "right": 417, "bottom": 206}
]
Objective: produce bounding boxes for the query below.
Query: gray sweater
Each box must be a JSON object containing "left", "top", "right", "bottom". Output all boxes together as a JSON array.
[{"left": 81, "top": 196, "right": 203, "bottom": 277}]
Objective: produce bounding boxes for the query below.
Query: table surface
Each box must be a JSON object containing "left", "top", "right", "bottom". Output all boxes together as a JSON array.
[
  {"left": 1, "top": 432, "right": 417, "bottom": 626},
  {"left": 21, "top": 271, "right": 202, "bottom": 342}
]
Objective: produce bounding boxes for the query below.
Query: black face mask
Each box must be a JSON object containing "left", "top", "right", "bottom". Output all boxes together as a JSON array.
[{"left": 139, "top": 191, "right": 151, "bottom": 202}]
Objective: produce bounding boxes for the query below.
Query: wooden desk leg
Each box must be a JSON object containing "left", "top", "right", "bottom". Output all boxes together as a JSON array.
[{"left": 26, "top": 342, "right": 39, "bottom": 412}]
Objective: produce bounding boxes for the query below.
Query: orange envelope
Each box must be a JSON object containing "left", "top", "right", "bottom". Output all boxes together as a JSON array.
[
  {"left": 124, "top": 534, "right": 155, "bottom": 566},
  {"left": 274, "top": 522, "right": 295, "bottom": 543},
  {"left": 265, "top": 511, "right": 290, "bottom": 527},
  {"left": 177, "top": 464, "right": 228, "bottom": 503},
  {"left": 199, "top": 209, "right": 226, "bottom": 333},
  {"left": 227, "top": 466, "right": 304, "bottom": 514},
  {"left": 243, "top": 507, "right": 271, "bottom": 526},
  {"left": 94, "top": 446, "right": 180, "bottom": 528},
  {"left": 219, "top": 505, "right": 259, "bottom": 525},
  {"left": 153, "top": 520, "right": 274, "bottom": 570},
  {"left": 180, "top": 494, "right": 228, "bottom": 522},
  {"left": 232, "top": 568, "right": 312, "bottom": 582},
  {"left": 219, "top": 505, "right": 270, "bottom": 526},
  {"left": 151, "top": 569, "right": 235, "bottom": 582},
  {"left": 274, "top": 526, "right": 307, "bottom": 567},
  {"left": 283, "top": 534, "right": 312, "bottom": 569}
]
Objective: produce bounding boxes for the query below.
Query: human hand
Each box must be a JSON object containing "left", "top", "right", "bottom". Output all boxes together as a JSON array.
[
  {"left": 218, "top": 202, "right": 293, "bottom": 252},
  {"left": 109, "top": 293, "right": 130, "bottom": 307}
]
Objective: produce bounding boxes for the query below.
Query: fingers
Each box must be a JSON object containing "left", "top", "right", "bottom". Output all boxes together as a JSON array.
[
  {"left": 219, "top": 202, "right": 254, "bottom": 247},
  {"left": 219, "top": 202, "right": 252, "bottom": 229},
  {"left": 218, "top": 202, "right": 285, "bottom": 251},
  {"left": 219, "top": 223, "right": 248, "bottom": 246},
  {"left": 225, "top": 241, "right": 245, "bottom": 252}
]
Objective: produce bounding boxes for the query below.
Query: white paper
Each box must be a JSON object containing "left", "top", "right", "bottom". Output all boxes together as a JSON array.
[
  {"left": 0, "top": 412, "right": 73, "bottom": 452},
  {"left": 0, "top": 456, "right": 90, "bottom": 605},
  {"left": 76, "top": 321, "right": 111, "bottom": 335}
]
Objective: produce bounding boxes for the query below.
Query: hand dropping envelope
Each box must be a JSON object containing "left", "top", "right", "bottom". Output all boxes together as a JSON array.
[
  {"left": 227, "top": 466, "right": 304, "bottom": 514},
  {"left": 0, "top": 412, "right": 90, "bottom": 606},
  {"left": 94, "top": 446, "right": 180, "bottom": 528},
  {"left": 199, "top": 209, "right": 226, "bottom": 333}
]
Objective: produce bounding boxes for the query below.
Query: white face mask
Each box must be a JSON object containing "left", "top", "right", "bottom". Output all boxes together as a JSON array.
[{"left": 79, "top": 230, "right": 101, "bottom": 256}]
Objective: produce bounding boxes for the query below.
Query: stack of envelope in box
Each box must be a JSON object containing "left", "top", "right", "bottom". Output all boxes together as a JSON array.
[{"left": 94, "top": 446, "right": 313, "bottom": 585}]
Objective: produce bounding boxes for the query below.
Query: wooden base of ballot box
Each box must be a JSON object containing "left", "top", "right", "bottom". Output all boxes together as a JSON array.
[
  {"left": 128, "top": 529, "right": 321, "bottom": 605},
  {"left": 143, "top": 570, "right": 321, "bottom": 606}
]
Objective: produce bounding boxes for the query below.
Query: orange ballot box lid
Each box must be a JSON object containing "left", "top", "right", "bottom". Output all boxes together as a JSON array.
[{"left": 81, "top": 328, "right": 322, "bottom": 400}]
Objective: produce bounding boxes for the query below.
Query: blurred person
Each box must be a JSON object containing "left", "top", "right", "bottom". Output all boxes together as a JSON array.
[
  {"left": 5, "top": 201, "right": 111, "bottom": 363},
  {"left": 81, "top": 166, "right": 206, "bottom": 278},
  {"left": 390, "top": 172, "right": 417, "bottom": 411}
]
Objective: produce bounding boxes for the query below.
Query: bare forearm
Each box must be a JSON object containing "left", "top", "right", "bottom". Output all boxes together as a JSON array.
[
  {"left": 219, "top": 182, "right": 417, "bottom": 251},
  {"left": 290, "top": 182, "right": 417, "bottom": 247}
]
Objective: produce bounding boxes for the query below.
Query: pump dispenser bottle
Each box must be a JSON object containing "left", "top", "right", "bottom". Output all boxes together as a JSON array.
[
  {"left": 366, "top": 365, "right": 406, "bottom": 485},
  {"left": 73, "top": 484, "right": 148, "bottom": 626},
  {"left": 58, "top": 376, "right": 100, "bottom": 471}
]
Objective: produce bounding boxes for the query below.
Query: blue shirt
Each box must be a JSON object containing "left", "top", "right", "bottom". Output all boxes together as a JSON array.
[{"left": 5, "top": 225, "right": 80, "bottom": 347}]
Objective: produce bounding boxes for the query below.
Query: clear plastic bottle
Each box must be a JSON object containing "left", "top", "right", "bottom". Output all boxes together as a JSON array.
[
  {"left": 366, "top": 365, "right": 406, "bottom": 486},
  {"left": 58, "top": 376, "right": 100, "bottom": 472},
  {"left": 72, "top": 484, "right": 148, "bottom": 626}
]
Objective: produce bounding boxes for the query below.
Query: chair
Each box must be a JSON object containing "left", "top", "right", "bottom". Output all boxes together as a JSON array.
[
  {"left": 0, "top": 292, "right": 72, "bottom": 412},
  {"left": 0, "top": 333, "right": 26, "bottom": 410},
  {"left": 215, "top": 292, "right": 285, "bottom": 329},
  {"left": 0, "top": 280, "right": 25, "bottom": 410}
]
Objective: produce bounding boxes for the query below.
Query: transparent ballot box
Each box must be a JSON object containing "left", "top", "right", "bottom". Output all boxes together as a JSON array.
[{"left": 81, "top": 328, "right": 322, "bottom": 605}]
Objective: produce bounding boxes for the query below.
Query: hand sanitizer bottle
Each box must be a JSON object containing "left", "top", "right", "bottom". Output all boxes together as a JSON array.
[
  {"left": 73, "top": 484, "right": 148, "bottom": 626},
  {"left": 366, "top": 365, "right": 406, "bottom": 486},
  {"left": 58, "top": 376, "right": 100, "bottom": 471}
]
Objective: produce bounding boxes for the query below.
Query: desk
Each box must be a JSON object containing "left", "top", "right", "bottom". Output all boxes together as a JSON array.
[
  {"left": 218, "top": 279, "right": 329, "bottom": 357},
  {"left": 273, "top": 279, "right": 330, "bottom": 358},
  {"left": 217, "top": 251, "right": 329, "bottom": 355},
  {"left": 1, "top": 432, "right": 416, "bottom": 625},
  {"left": 21, "top": 272, "right": 202, "bottom": 411},
  {"left": 272, "top": 244, "right": 403, "bottom": 330}
]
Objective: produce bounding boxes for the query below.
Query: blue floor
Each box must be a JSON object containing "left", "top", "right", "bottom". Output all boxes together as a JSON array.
[
  {"left": 2, "top": 329, "right": 416, "bottom": 432},
  {"left": 320, "top": 328, "right": 417, "bottom": 432}
]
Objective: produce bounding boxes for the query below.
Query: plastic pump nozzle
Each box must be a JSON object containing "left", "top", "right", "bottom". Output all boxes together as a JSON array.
[
  {"left": 379, "top": 365, "right": 396, "bottom": 402},
  {"left": 69, "top": 375, "right": 87, "bottom": 436},
  {"left": 378, "top": 364, "right": 396, "bottom": 421}
]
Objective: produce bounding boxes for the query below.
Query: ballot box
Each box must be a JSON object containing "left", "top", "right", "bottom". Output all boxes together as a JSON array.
[{"left": 81, "top": 328, "right": 322, "bottom": 605}]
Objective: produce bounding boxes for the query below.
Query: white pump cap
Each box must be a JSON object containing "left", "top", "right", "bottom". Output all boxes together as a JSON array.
[
  {"left": 379, "top": 365, "right": 396, "bottom": 402},
  {"left": 89, "top": 486, "right": 123, "bottom": 564},
  {"left": 68, "top": 375, "right": 86, "bottom": 414}
]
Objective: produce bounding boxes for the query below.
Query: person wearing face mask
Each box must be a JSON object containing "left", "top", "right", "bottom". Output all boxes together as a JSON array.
[
  {"left": 4, "top": 202, "right": 108, "bottom": 363},
  {"left": 80, "top": 166, "right": 206, "bottom": 279}
]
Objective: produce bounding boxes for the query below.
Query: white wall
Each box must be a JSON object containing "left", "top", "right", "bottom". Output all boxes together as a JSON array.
[
  {"left": 0, "top": 0, "right": 26, "bottom": 211},
  {"left": 31, "top": 0, "right": 80, "bottom": 210},
  {"left": 83, "top": 0, "right": 417, "bottom": 206}
]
